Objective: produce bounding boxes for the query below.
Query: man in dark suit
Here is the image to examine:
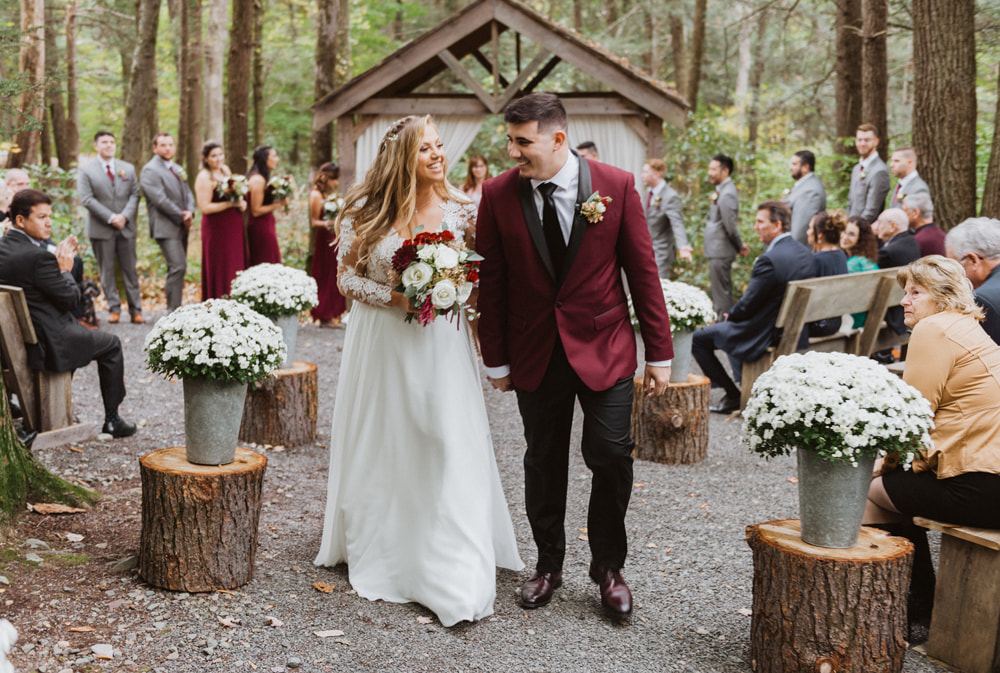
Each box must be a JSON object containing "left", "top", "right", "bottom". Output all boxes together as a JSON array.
[
  {"left": 847, "top": 124, "right": 891, "bottom": 223},
  {"left": 78, "top": 130, "right": 143, "bottom": 324},
  {"left": 946, "top": 217, "right": 1000, "bottom": 344},
  {"left": 141, "top": 132, "right": 195, "bottom": 312},
  {"left": 641, "top": 158, "right": 691, "bottom": 277},
  {"left": 875, "top": 208, "right": 921, "bottom": 335},
  {"left": 0, "top": 190, "right": 136, "bottom": 438},
  {"left": 477, "top": 93, "right": 673, "bottom": 619},
  {"left": 783, "top": 150, "right": 827, "bottom": 246},
  {"left": 692, "top": 201, "right": 817, "bottom": 414},
  {"left": 704, "top": 155, "right": 749, "bottom": 317},
  {"left": 888, "top": 146, "right": 931, "bottom": 209}
]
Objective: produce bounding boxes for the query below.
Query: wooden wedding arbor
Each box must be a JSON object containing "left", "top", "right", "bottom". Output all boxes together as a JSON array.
[{"left": 312, "top": 0, "right": 689, "bottom": 187}]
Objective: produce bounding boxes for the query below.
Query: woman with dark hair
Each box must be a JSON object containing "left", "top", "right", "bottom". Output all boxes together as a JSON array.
[
  {"left": 195, "top": 140, "right": 246, "bottom": 299},
  {"left": 806, "top": 209, "right": 849, "bottom": 336},
  {"left": 841, "top": 215, "right": 881, "bottom": 328},
  {"left": 308, "top": 162, "right": 346, "bottom": 326},
  {"left": 461, "top": 154, "right": 489, "bottom": 205},
  {"left": 246, "top": 145, "right": 288, "bottom": 265}
]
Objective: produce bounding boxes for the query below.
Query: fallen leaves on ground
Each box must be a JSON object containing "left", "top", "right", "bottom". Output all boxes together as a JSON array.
[
  {"left": 30, "top": 503, "right": 87, "bottom": 515},
  {"left": 737, "top": 608, "right": 753, "bottom": 616},
  {"left": 787, "top": 477, "right": 799, "bottom": 483},
  {"left": 266, "top": 616, "right": 284, "bottom": 627},
  {"left": 313, "top": 630, "right": 344, "bottom": 638},
  {"left": 219, "top": 616, "right": 241, "bottom": 627},
  {"left": 416, "top": 616, "right": 433, "bottom": 625},
  {"left": 312, "top": 582, "right": 336, "bottom": 593},
  {"left": 65, "top": 533, "right": 84, "bottom": 542},
  {"left": 68, "top": 626, "right": 95, "bottom": 632}
]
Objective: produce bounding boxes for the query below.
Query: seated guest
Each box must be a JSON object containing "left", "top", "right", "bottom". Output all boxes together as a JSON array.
[
  {"left": 841, "top": 216, "right": 880, "bottom": 328},
  {"left": 692, "top": 201, "right": 816, "bottom": 414},
  {"left": 0, "top": 190, "right": 136, "bottom": 438},
  {"left": 902, "top": 192, "right": 945, "bottom": 257},
  {"left": 806, "top": 210, "right": 849, "bottom": 336},
  {"left": 945, "top": 217, "right": 1000, "bottom": 345},
  {"left": 875, "top": 208, "right": 921, "bottom": 335},
  {"left": 864, "top": 256, "right": 1000, "bottom": 641}
]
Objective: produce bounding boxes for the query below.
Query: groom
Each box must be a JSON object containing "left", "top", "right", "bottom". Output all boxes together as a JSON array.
[{"left": 476, "top": 93, "right": 674, "bottom": 618}]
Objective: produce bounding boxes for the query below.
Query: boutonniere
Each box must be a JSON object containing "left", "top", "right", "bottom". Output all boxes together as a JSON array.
[
  {"left": 118, "top": 169, "right": 128, "bottom": 180},
  {"left": 580, "top": 191, "right": 612, "bottom": 224},
  {"left": 652, "top": 195, "right": 662, "bottom": 206},
  {"left": 710, "top": 191, "right": 719, "bottom": 203},
  {"left": 174, "top": 165, "right": 188, "bottom": 181},
  {"left": 781, "top": 188, "right": 791, "bottom": 197},
  {"left": 899, "top": 192, "right": 907, "bottom": 201},
  {"left": 859, "top": 167, "right": 867, "bottom": 181}
]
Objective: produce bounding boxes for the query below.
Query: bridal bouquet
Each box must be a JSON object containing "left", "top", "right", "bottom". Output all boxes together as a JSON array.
[
  {"left": 743, "top": 351, "right": 933, "bottom": 466},
  {"left": 229, "top": 263, "right": 318, "bottom": 318},
  {"left": 143, "top": 299, "right": 286, "bottom": 384},
  {"left": 266, "top": 175, "right": 295, "bottom": 201},
  {"left": 322, "top": 194, "right": 345, "bottom": 221},
  {"left": 629, "top": 279, "right": 715, "bottom": 334},
  {"left": 215, "top": 175, "right": 248, "bottom": 203},
  {"left": 391, "top": 229, "right": 483, "bottom": 326}
]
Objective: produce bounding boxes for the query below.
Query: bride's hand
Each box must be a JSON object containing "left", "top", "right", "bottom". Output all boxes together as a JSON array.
[{"left": 390, "top": 290, "right": 418, "bottom": 313}]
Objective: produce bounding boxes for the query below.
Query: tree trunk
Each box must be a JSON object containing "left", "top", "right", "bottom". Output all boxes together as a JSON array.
[
  {"left": 861, "top": 0, "right": 888, "bottom": 160},
  {"left": 204, "top": 0, "right": 227, "bottom": 143},
  {"left": 835, "top": 0, "right": 862, "bottom": 158},
  {"left": 603, "top": 0, "right": 616, "bottom": 29},
  {"left": 669, "top": 13, "right": 686, "bottom": 101},
  {"left": 912, "top": 0, "right": 976, "bottom": 231},
  {"left": 631, "top": 375, "right": 709, "bottom": 465},
  {"left": 572, "top": 0, "right": 581, "bottom": 31},
  {"left": 139, "top": 446, "right": 266, "bottom": 592},
  {"left": 185, "top": 0, "right": 203, "bottom": 180},
  {"left": 645, "top": 11, "right": 657, "bottom": 80},
  {"left": 251, "top": 0, "right": 265, "bottom": 148},
  {"left": 983, "top": 66, "right": 1000, "bottom": 219},
  {"left": 239, "top": 361, "right": 318, "bottom": 447},
  {"left": 746, "top": 520, "right": 911, "bottom": 673},
  {"left": 120, "top": 0, "right": 161, "bottom": 167},
  {"left": 226, "top": 0, "right": 254, "bottom": 175},
  {"left": 11, "top": 0, "right": 46, "bottom": 168},
  {"left": 44, "top": 0, "right": 69, "bottom": 169},
  {"left": 64, "top": 0, "right": 79, "bottom": 168},
  {"left": 311, "top": 0, "right": 339, "bottom": 168},
  {"left": 746, "top": 9, "right": 769, "bottom": 149},
  {"left": 734, "top": 3, "right": 753, "bottom": 120},
  {"left": 177, "top": 0, "right": 190, "bottom": 170},
  {"left": 686, "top": 0, "right": 706, "bottom": 114},
  {"left": 0, "top": 379, "right": 97, "bottom": 521}
]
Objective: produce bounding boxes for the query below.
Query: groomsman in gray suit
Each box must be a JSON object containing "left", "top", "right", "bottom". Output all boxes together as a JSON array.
[
  {"left": 783, "top": 150, "right": 827, "bottom": 246},
  {"left": 641, "top": 158, "right": 691, "bottom": 277},
  {"left": 847, "top": 123, "right": 891, "bottom": 223},
  {"left": 140, "top": 132, "right": 195, "bottom": 312},
  {"left": 78, "top": 130, "right": 143, "bottom": 324},
  {"left": 704, "top": 155, "right": 748, "bottom": 317},
  {"left": 888, "top": 146, "right": 930, "bottom": 209}
]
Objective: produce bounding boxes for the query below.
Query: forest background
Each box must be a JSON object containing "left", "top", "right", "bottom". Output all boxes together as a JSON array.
[{"left": 2, "top": 0, "right": 1000, "bottom": 294}]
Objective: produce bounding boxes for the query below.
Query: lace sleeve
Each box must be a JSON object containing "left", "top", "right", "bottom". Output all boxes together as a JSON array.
[{"left": 337, "top": 214, "right": 393, "bottom": 307}]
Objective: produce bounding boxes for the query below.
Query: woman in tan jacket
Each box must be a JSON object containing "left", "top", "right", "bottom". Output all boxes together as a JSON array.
[{"left": 864, "top": 255, "right": 1000, "bottom": 641}]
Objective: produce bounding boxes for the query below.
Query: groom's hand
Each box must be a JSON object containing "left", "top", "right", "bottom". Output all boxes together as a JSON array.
[
  {"left": 488, "top": 375, "right": 514, "bottom": 392},
  {"left": 642, "top": 365, "right": 671, "bottom": 398}
]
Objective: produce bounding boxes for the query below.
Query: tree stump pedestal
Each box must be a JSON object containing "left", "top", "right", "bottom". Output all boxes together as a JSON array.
[
  {"left": 239, "top": 361, "right": 318, "bottom": 447},
  {"left": 631, "top": 374, "right": 709, "bottom": 464},
  {"left": 139, "top": 446, "right": 267, "bottom": 592},
  {"left": 745, "top": 519, "right": 912, "bottom": 673}
]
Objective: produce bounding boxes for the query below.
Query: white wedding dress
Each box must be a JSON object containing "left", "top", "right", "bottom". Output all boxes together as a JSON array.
[{"left": 314, "top": 198, "right": 524, "bottom": 627}]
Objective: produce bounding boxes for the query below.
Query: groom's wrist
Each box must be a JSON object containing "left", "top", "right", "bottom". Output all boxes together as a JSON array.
[
  {"left": 646, "top": 360, "right": 672, "bottom": 368},
  {"left": 484, "top": 364, "right": 511, "bottom": 379}
]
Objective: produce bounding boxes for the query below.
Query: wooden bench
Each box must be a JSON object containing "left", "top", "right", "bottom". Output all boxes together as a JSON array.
[
  {"left": 0, "top": 285, "right": 98, "bottom": 449},
  {"left": 913, "top": 516, "right": 1000, "bottom": 673},
  {"left": 740, "top": 268, "right": 910, "bottom": 409}
]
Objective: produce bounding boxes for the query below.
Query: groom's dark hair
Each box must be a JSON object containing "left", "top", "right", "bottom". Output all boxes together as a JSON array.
[{"left": 505, "top": 93, "right": 567, "bottom": 133}]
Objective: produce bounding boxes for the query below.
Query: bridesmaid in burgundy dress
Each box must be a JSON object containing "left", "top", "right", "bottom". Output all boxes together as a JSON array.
[
  {"left": 308, "top": 162, "right": 346, "bottom": 327},
  {"left": 246, "top": 145, "right": 288, "bottom": 266},
  {"left": 195, "top": 140, "right": 247, "bottom": 300}
]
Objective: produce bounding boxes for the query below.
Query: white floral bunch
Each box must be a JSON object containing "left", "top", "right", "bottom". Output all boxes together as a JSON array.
[
  {"left": 266, "top": 175, "right": 295, "bottom": 201},
  {"left": 144, "top": 299, "right": 286, "bottom": 384},
  {"left": 629, "top": 279, "right": 715, "bottom": 334},
  {"left": 391, "top": 229, "right": 482, "bottom": 326},
  {"left": 214, "top": 175, "right": 248, "bottom": 203},
  {"left": 743, "top": 351, "right": 934, "bottom": 466},
  {"left": 229, "top": 263, "right": 319, "bottom": 318},
  {"left": 323, "top": 194, "right": 345, "bottom": 220}
]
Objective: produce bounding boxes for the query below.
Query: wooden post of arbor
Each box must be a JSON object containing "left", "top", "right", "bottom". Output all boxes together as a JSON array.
[
  {"left": 139, "top": 447, "right": 267, "bottom": 592},
  {"left": 239, "top": 361, "right": 318, "bottom": 447},
  {"left": 745, "top": 520, "right": 912, "bottom": 673},
  {"left": 631, "top": 374, "right": 709, "bottom": 464}
]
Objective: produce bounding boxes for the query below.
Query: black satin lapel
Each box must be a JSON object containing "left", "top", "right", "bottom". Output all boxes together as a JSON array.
[
  {"left": 561, "top": 157, "right": 591, "bottom": 284},
  {"left": 518, "top": 177, "right": 556, "bottom": 281}
]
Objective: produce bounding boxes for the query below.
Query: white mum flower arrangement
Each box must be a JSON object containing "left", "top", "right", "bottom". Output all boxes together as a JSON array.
[
  {"left": 143, "top": 299, "right": 286, "bottom": 384},
  {"left": 629, "top": 279, "right": 715, "bottom": 333},
  {"left": 743, "top": 351, "right": 934, "bottom": 466},
  {"left": 229, "top": 263, "right": 319, "bottom": 318}
]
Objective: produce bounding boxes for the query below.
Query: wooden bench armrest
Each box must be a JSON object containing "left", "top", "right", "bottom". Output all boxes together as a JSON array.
[{"left": 913, "top": 516, "right": 1000, "bottom": 551}]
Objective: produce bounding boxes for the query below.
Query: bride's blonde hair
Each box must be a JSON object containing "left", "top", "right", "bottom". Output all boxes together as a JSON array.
[{"left": 337, "top": 115, "right": 463, "bottom": 268}]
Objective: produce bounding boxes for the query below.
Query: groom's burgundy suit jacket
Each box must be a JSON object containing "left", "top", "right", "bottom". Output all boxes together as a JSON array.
[{"left": 476, "top": 156, "right": 673, "bottom": 393}]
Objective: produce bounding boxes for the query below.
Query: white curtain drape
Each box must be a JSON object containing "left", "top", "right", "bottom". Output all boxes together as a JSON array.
[
  {"left": 354, "top": 115, "right": 483, "bottom": 184},
  {"left": 566, "top": 115, "right": 647, "bottom": 193}
]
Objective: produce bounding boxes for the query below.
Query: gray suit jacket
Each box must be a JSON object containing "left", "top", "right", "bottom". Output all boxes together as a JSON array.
[
  {"left": 784, "top": 172, "right": 827, "bottom": 246},
  {"left": 78, "top": 157, "right": 140, "bottom": 240},
  {"left": 889, "top": 172, "right": 930, "bottom": 209},
  {"left": 645, "top": 181, "right": 688, "bottom": 275},
  {"left": 847, "top": 155, "right": 890, "bottom": 222},
  {"left": 704, "top": 178, "right": 741, "bottom": 258},
  {"left": 140, "top": 156, "right": 196, "bottom": 240}
]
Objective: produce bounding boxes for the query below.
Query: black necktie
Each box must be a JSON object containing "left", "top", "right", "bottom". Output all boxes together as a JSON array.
[{"left": 538, "top": 182, "right": 565, "bottom": 272}]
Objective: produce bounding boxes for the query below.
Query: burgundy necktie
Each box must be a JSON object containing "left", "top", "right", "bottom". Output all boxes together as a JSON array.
[
  {"left": 106, "top": 164, "right": 114, "bottom": 182},
  {"left": 646, "top": 190, "right": 653, "bottom": 209}
]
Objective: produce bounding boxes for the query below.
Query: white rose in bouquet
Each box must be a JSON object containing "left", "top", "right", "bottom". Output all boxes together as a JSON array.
[
  {"left": 430, "top": 280, "right": 457, "bottom": 309},
  {"left": 456, "top": 281, "right": 474, "bottom": 304},
  {"left": 401, "top": 261, "right": 434, "bottom": 290},
  {"left": 433, "top": 245, "right": 459, "bottom": 269}
]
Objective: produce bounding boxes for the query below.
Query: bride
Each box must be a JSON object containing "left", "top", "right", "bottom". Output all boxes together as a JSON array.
[{"left": 314, "top": 115, "right": 524, "bottom": 626}]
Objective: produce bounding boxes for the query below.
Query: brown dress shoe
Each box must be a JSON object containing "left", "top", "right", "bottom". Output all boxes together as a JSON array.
[
  {"left": 107, "top": 313, "right": 120, "bottom": 324},
  {"left": 589, "top": 562, "right": 633, "bottom": 617},
  {"left": 520, "top": 570, "right": 563, "bottom": 609},
  {"left": 131, "top": 313, "right": 146, "bottom": 324}
]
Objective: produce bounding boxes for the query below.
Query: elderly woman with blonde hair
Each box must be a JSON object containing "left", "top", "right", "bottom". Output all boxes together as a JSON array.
[{"left": 864, "top": 255, "right": 1000, "bottom": 640}]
